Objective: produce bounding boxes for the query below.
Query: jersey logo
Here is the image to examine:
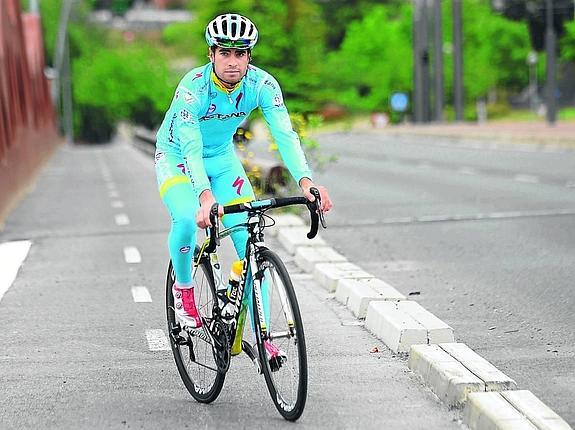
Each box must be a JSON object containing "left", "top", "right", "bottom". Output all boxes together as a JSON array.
[
  {"left": 177, "top": 163, "right": 186, "bottom": 174},
  {"left": 199, "top": 111, "right": 247, "bottom": 122},
  {"left": 233, "top": 176, "right": 244, "bottom": 195},
  {"left": 192, "top": 72, "right": 203, "bottom": 81},
  {"left": 208, "top": 103, "right": 216, "bottom": 114}
]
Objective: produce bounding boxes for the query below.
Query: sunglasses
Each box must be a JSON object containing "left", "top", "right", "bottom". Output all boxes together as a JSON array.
[{"left": 215, "top": 37, "right": 251, "bottom": 49}]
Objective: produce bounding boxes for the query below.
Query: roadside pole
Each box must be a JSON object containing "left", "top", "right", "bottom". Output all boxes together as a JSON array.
[
  {"left": 545, "top": 0, "right": 557, "bottom": 125},
  {"left": 432, "top": 0, "right": 444, "bottom": 122},
  {"left": 453, "top": 0, "right": 464, "bottom": 121}
]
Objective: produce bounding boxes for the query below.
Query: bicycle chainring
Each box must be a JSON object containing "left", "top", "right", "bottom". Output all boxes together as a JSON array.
[{"left": 211, "top": 319, "right": 231, "bottom": 374}]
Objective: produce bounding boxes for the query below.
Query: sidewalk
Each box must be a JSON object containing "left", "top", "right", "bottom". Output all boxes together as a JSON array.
[{"left": 380, "top": 120, "right": 575, "bottom": 147}]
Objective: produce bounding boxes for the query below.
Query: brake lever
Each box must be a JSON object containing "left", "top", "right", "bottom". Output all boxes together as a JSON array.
[
  {"left": 310, "top": 187, "right": 327, "bottom": 229},
  {"left": 210, "top": 203, "right": 221, "bottom": 247}
]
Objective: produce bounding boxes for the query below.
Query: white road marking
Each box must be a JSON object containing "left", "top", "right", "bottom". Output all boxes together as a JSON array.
[
  {"left": 131, "top": 286, "right": 152, "bottom": 303},
  {"left": 115, "top": 214, "right": 130, "bottom": 226},
  {"left": 145, "top": 329, "right": 170, "bottom": 351},
  {"left": 111, "top": 200, "right": 124, "bottom": 209},
  {"left": 332, "top": 208, "right": 575, "bottom": 227},
  {"left": 417, "top": 162, "right": 432, "bottom": 169},
  {"left": 0, "top": 240, "right": 32, "bottom": 303},
  {"left": 105, "top": 182, "right": 116, "bottom": 190},
  {"left": 514, "top": 174, "right": 539, "bottom": 184},
  {"left": 123, "top": 246, "right": 141, "bottom": 263},
  {"left": 108, "top": 190, "right": 119, "bottom": 198},
  {"left": 566, "top": 181, "right": 575, "bottom": 188},
  {"left": 458, "top": 167, "right": 477, "bottom": 175}
]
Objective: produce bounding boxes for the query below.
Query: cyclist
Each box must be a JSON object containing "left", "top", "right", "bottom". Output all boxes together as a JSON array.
[{"left": 155, "top": 13, "right": 332, "bottom": 330}]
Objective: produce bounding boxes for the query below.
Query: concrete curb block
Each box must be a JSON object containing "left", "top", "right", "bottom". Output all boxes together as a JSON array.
[
  {"left": 409, "top": 344, "right": 484, "bottom": 407},
  {"left": 364, "top": 301, "right": 454, "bottom": 353},
  {"left": 337, "top": 278, "right": 406, "bottom": 318},
  {"left": 463, "top": 390, "right": 572, "bottom": 430},
  {"left": 313, "top": 262, "right": 374, "bottom": 292},
  {"left": 277, "top": 226, "right": 326, "bottom": 255},
  {"left": 408, "top": 343, "right": 517, "bottom": 408},
  {"left": 268, "top": 214, "right": 304, "bottom": 237},
  {"left": 501, "top": 391, "right": 573, "bottom": 430},
  {"left": 294, "top": 246, "right": 347, "bottom": 272},
  {"left": 440, "top": 342, "right": 517, "bottom": 392},
  {"left": 464, "top": 391, "right": 538, "bottom": 430}
]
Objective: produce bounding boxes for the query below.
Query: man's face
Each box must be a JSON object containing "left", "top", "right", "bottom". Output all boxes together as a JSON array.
[{"left": 209, "top": 47, "right": 250, "bottom": 85}]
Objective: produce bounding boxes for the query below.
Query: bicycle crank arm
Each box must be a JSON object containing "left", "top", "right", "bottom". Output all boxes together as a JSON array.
[{"left": 241, "top": 340, "right": 261, "bottom": 374}]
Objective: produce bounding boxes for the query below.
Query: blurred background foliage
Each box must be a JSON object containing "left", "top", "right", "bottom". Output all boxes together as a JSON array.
[{"left": 32, "top": 0, "right": 575, "bottom": 141}]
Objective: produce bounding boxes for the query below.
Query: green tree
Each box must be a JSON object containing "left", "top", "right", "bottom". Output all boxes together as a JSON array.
[{"left": 323, "top": 4, "right": 413, "bottom": 112}]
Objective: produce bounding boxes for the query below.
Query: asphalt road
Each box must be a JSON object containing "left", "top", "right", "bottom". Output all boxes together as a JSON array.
[
  {"left": 311, "top": 131, "right": 575, "bottom": 425},
  {"left": 0, "top": 139, "right": 463, "bottom": 429}
]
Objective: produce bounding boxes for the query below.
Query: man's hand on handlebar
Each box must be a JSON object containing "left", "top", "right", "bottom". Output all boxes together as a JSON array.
[
  {"left": 299, "top": 178, "right": 333, "bottom": 213},
  {"left": 197, "top": 189, "right": 223, "bottom": 229}
]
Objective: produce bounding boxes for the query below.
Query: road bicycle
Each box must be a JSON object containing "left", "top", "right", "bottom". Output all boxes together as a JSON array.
[{"left": 165, "top": 188, "right": 326, "bottom": 421}]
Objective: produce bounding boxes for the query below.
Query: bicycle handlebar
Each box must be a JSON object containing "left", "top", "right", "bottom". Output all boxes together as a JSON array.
[{"left": 205, "top": 187, "right": 325, "bottom": 253}]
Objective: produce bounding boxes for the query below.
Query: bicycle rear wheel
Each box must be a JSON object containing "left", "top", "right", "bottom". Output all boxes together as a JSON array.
[
  {"left": 253, "top": 249, "right": 307, "bottom": 421},
  {"left": 165, "top": 252, "right": 225, "bottom": 403}
]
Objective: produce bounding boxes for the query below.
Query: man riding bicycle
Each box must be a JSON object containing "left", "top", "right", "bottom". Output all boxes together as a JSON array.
[{"left": 154, "top": 13, "right": 332, "bottom": 329}]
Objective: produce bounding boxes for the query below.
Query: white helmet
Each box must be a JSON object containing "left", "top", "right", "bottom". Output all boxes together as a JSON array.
[{"left": 205, "top": 14, "right": 258, "bottom": 50}]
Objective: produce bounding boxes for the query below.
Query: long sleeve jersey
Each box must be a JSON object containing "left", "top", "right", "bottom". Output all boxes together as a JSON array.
[{"left": 155, "top": 63, "right": 312, "bottom": 194}]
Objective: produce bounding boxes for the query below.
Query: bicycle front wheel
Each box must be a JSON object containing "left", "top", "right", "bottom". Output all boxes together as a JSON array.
[
  {"left": 165, "top": 253, "right": 225, "bottom": 403},
  {"left": 254, "top": 249, "right": 308, "bottom": 421}
]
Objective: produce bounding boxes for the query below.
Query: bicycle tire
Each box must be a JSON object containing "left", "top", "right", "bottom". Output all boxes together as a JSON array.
[
  {"left": 165, "top": 251, "right": 226, "bottom": 403},
  {"left": 253, "top": 249, "right": 308, "bottom": 421}
]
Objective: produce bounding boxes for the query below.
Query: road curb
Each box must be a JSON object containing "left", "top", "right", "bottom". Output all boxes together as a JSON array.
[
  {"left": 364, "top": 301, "right": 454, "bottom": 353},
  {"left": 336, "top": 278, "right": 406, "bottom": 318},
  {"left": 313, "top": 261, "right": 374, "bottom": 292},
  {"left": 277, "top": 226, "right": 326, "bottom": 255},
  {"left": 273, "top": 215, "right": 572, "bottom": 429},
  {"left": 463, "top": 390, "right": 571, "bottom": 430},
  {"left": 294, "top": 245, "right": 346, "bottom": 272},
  {"left": 408, "top": 343, "right": 516, "bottom": 407}
]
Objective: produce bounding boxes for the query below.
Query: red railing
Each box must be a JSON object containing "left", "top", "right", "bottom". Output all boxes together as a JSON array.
[{"left": 0, "top": 0, "right": 61, "bottom": 223}]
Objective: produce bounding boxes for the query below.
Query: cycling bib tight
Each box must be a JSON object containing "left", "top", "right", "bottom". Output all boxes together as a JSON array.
[{"left": 155, "top": 63, "right": 312, "bottom": 285}]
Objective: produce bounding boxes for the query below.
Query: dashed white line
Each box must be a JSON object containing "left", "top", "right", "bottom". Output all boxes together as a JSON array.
[
  {"left": 458, "top": 167, "right": 477, "bottom": 175},
  {"left": 131, "top": 286, "right": 152, "bottom": 303},
  {"left": 115, "top": 214, "right": 130, "bottom": 226},
  {"left": 417, "top": 162, "right": 432, "bottom": 169},
  {"left": 111, "top": 200, "right": 124, "bottom": 209},
  {"left": 514, "top": 174, "right": 539, "bottom": 184},
  {"left": 0, "top": 240, "right": 32, "bottom": 303},
  {"left": 145, "top": 329, "right": 170, "bottom": 351},
  {"left": 108, "top": 190, "right": 119, "bottom": 198},
  {"left": 123, "top": 246, "right": 141, "bottom": 263}
]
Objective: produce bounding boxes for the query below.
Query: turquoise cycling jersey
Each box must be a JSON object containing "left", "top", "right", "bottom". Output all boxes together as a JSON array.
[{"left": 156, "top": 62, "right": 312, "bottom": 194}]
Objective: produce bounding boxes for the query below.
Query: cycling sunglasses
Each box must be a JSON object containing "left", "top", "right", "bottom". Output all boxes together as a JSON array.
[{"left": 215, "top": 37, "right": 251, "bottom": 49}]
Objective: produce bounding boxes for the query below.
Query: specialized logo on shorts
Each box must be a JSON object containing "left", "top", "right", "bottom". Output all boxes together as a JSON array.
[
  {"left": 208, "top": 103, "right": 216, "bottom": 114},
  {"left": 177, "top": 163, "right": 186, "bottom": 174},
  {"left": 180, "top": 246, "right": 191, "bottom": 253},
  {"left": 233, "top": 176, "right": 244, "bottom": 196}
]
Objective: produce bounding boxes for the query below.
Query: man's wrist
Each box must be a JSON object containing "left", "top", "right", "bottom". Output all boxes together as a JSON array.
[
  {"left": 299, "top": 177, "right": 313, "bottom": 189},
  {"left": 199, "top": 189, "right": 213, "bottom": 204}
]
